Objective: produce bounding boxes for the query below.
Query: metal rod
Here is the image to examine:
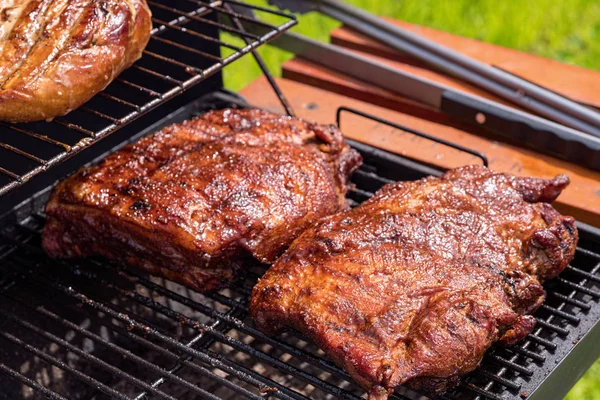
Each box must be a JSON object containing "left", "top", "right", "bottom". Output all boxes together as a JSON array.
[
  {"left": 0, "top": 166, "right": 20, "bottom": 180},
  {"left": 337, "top": 106, "right": 489, "bottom": 166},
  {"left": 1, "top": 124, "right": 71, "bottom": 150},
  {"left": 115, "top": 78, "right": 162, "bottom": 98},
  {"left": 549, "top": 291, "right": 591, "bottom": 310},
  {"left": 224, "top": 3, "right": 296, "bottom": 116},
  {"left": 79, "top": 106, "right": 120, "bottom": 123},
  {"left": 150, "top": 35, "right": 224, "bottom": 61},
  {"left": 0, "top": 142, "right": 46, "bottom": 164},
  {"left": 540, "top": 304, "right": 580, "bottom": 324},
  {"left": 51, "top": 119, "right": 96, "bottom": 137},
  {"left": 0, "top": 330, "right": 132, "bottom": 400},
  {"left": 148, "top": 1, "right": 221, "bottom": 36},
  {"left": 151, "top": 17, "right": 242, "bottom": 51},
  {"left": 132, "top": 64, "right": 186, "bottom": 86},
  {"left": 150, "top": 2, "right": 261, "bottom": 40},
  {"left": 227, "top": 0, "right": 301, "bottom": 18},
  {"left": 98, "top": 92, "right": 141, "bottom": 111},
  {"left": 142, "top": 50, "right": 202, "bottom": 73},
  {"left": 0, "top": 363, "right": 68, "bottom": 400}
]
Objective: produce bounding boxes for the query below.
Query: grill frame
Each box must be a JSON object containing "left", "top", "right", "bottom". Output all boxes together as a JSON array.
[
  {"left": 0, "top": 95, "right": 599, "bottom": 400},
  {"left": 0, "top": 0, "right": 296, "bottom": 198}
]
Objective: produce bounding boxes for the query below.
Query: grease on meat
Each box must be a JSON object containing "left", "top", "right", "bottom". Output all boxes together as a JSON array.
[
  {"left": 43, "top": 108, "right": 362, "bottom": 292},
  {"left": 251, "top": 166, "right": 577, "bottom": 399}
]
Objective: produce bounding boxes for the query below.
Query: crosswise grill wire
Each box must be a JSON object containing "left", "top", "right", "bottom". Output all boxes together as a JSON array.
[
  {"left": 0, "top": 0, "right": 296, "bottom": 197},
  {"left": 0, "top": 146, "right": 599, "bottom": 400}
]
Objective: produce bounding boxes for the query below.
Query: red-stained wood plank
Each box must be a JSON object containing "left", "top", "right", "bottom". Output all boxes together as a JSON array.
[
  {"left": 240, "top": 76, "right": 600, "bottom": 226},
  {"left": 331, "top": 19, "right": 600, "bottom": 109}
]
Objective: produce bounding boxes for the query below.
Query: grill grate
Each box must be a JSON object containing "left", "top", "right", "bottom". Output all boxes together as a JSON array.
[
  {"left": 0, "top": 0, "right": 296, "bottom": 197},
  {"left": 0, "top": 101, "right": 599, "bottom": 400}
]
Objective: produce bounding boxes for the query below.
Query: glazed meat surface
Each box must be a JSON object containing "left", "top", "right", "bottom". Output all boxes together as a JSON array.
[
  {"left": 250, "top": 166, "right": 578, "bottom": 399},
  {"left": 43, "top": 108, "right": 362, "bottom": 292}
]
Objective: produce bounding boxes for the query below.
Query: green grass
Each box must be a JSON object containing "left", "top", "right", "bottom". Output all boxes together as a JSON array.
[
  {"left": 223, "top": 0, "right": 600, "bottom": 91},
  {"left": 222, "top": 2, "right": 600, "bottom": 398}
]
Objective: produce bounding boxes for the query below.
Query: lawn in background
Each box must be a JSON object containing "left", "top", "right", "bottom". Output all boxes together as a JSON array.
[
  {"left": 223, "top": 0, "right": 600, "bottom": 91},
  {"left": 222, "top": 1, "right": 600, "bottom": 398}
]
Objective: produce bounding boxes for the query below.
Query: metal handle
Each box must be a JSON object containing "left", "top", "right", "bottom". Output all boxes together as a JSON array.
[
  {"left": 441, "top": 91, "right": 600, "bottom": 170},
  {"left": 337, "top": 106, "right": 489, "bottom": 167}
]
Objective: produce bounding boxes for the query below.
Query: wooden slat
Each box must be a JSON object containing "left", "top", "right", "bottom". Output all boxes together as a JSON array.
[
  {"left": 331, "top": 19, "right": 600, "bottom": 109},
  {"left": 240, "top": 76, "right": 600, "bottom": 226},
  {"left": 282, "top": 57, "right": 543, "bottom": 158}
]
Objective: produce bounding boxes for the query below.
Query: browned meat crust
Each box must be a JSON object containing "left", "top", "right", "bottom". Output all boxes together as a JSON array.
[
  {"left": 250, "top": 165, "right": 578, "bottom": 399},
  {"left": 42, "top": 108, "right": 363, "bottom": 292},
  {"left": 0, "top": 0, "right": 151, "bottom": 122}
]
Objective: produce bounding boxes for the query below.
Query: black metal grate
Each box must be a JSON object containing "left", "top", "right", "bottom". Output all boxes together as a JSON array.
[
  {"left": 0, "top": 101, "right": 599, "bottom": 400},
  {"left": 0, "top": 0, "right": 296, "bottom": 197}
]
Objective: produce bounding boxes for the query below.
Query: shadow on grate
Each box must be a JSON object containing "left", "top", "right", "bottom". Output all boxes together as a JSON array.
[{"left": 0, "top": 0, "right": 296, "bottom": 197}]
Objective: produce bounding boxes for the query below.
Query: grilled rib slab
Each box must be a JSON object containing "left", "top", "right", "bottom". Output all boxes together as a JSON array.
[
  {"left": 250, "top": 166, "right": 578, "bottom": 399},
  {"left": 0, "top": 0, "right": 151, "bottom": 122},
  {"left": 43, "top": 108, "right": 362, "bottom": 292}
]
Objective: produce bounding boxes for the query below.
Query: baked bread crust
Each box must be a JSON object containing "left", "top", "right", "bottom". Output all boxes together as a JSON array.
[{"left": 0, "top": 0, "right": 152, "bottom": 123}]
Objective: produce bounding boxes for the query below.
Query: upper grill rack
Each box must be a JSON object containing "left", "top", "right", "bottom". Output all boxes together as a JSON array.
[
  {"left": 0, "top": 0, "right": 296, "bottom": 197},
  {"left": 0, "top": 99, "right": 599, "bottom": 400}
]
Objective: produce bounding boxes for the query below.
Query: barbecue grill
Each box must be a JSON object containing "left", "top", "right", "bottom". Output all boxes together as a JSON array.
[{"left": 1, "top": 2, "right": 600, "bottom": 400}]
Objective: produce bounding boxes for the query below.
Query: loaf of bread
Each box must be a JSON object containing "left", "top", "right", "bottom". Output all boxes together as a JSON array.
[{"left": 0, "top": 0, "right": 152, "bottom": 123}]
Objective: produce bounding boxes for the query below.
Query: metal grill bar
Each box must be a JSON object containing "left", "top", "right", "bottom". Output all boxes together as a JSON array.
[
  {"left": 3, "top": 208, "right": 390, "bottom": 400},
  {"left": 549, "top": 292, "right": 591, "bottom": 310},
  {"left": 150, "top": 35, "right": 223, "bottom": 60},
  {"left": 557, "top": 278, "right": 600, "bottom": 298},
  {"left": 6, "top": 299, "right": 249, "bottom": 400},
  {"left": 540, "top": 304, "right": 580, "bottom": 324},
  {"left": 116, "top": 78, "right": 163, "bottom": 97},
  {"left": 98, "top": 92, "right": 142, "bottom": 110},
  {"left": 132, "top": 64, "right": 186, "bottom": 86},
  {"left": 0, "top": 1, "right": 296, "bottom": 197},
  {"left": 0, "top": 255, "right": 307, "bottom": 400},
  {"left": 0, "top": 142, "right": 46, "bottom": 164},
  {"left": 509, "top": 346, "right": 545, "bottom": 363},
  {"left": 0, "top": 363, "right": 67, "bottom": 400},
  {"left": 526, "top": 333, "right": 557, "bottom": 350},
  {"left": 474, "top": 371, "right": 521, "bottom": 392},
  {"left": 52, "top": 119, "right": 96, "bottom": 137},
  {"left": 151, "top": 18, "right": 242, "bottom": 51},
  {"left": 1, "top": 124, "right": 71, "bottom": 150},
  {"left": 0, "top": 330, "right": 131, "bottom": 400},
  {"left": 489, "top": 356, "right": 534, "bottom": 376},
  {"left": 0, "top": 308, "right": 180, "bottom": 400}
]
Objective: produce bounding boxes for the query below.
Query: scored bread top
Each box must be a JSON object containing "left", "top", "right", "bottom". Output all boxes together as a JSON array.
[{"left": 0, "top": 0, "right": 152, "bottom": 122}]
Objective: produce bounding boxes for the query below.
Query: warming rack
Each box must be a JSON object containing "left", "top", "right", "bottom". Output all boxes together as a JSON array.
[{"left": 0, "top": 0, "right": 296, "bottom": 197}]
